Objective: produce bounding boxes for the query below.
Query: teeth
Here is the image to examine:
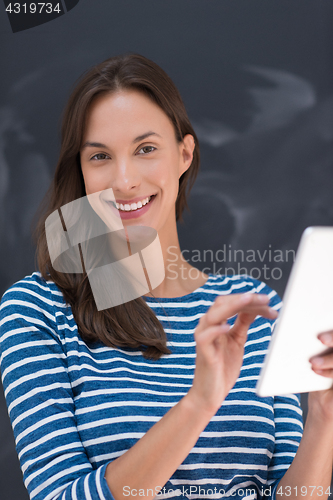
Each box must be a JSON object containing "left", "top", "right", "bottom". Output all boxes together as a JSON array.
[{"left": 115, "top": 196, "right": 152, "bottom": 212}]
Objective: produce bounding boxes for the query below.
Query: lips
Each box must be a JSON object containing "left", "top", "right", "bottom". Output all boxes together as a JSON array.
[
  {"left": 106, "top": 194, "right": 156, "bottom": 220},
  {"left": 116, "top": 195, "right": 153, "bottom": 212}
]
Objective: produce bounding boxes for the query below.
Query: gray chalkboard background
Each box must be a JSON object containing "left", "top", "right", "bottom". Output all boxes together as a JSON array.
[{"left": 1, "top": 1, "right": 333, "bottom": 498}]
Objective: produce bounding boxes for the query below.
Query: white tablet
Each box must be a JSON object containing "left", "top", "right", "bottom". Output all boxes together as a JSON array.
[{"left": 256, "top": 226, "right": 333, "bottom": 397}]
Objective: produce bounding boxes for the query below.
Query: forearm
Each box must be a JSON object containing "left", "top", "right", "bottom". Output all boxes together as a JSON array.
[
  {"left": 277, "top": 412, "right": 333, "bottom": 500},
  {"left": 105, "top": 390, "right": 215, "bottom": 500}
]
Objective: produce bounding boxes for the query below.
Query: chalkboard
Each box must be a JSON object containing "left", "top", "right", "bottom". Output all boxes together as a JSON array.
[{"left": 1, "top": 1, "right": 333, "bottom": 498}]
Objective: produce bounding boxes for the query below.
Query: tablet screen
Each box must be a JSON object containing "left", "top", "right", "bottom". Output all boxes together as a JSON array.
[{"left": 256, "top": 226, "right": 333, "bottom": 397}]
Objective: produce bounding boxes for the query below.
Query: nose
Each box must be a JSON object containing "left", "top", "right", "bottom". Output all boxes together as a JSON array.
[{"left": 110, "top": 158, "right": 141, "bottom": 194}]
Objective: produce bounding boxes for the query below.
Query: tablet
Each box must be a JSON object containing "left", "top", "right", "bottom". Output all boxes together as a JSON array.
[{"left": 256, "top": 226, "right": 333, "bottom": 397}]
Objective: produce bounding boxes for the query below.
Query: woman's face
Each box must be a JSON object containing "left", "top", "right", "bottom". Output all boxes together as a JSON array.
[{"left": 79, "top": 89, "right": 195, "bottom": 234}]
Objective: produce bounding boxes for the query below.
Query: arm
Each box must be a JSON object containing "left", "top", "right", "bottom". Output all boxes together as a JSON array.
[
  {"left": 274, "top": 331, "right": 333, "bottom": 500},
  {"left": 0, "top": 278, "right": 114, "bottom": 500},
  {"left": 267, "top": 393, "right": 304, "bottom": 499},
  {"left": 276, "top": 404, "right": 333, "bottom": 500}
]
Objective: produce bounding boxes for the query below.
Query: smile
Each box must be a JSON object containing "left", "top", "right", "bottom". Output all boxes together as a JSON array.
[
  {"left": 115, "top": 195, "right": 154, "bottom": 212},
  {"left": 105, "top": 194, "right": 157, "bottom": 220}
]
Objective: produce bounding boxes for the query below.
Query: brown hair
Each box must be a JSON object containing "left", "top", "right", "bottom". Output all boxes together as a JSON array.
[{"left": 34, "top": 53, "right": 200, "bottom": 359}]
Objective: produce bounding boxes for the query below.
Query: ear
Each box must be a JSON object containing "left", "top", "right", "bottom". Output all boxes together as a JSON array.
[{"left": 178, "top": 134, "right": 195, "bottom": 177}]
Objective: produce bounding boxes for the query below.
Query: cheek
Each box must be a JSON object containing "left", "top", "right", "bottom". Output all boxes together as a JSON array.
[
  {"left": 81, "top": 173, "right": 92, "bottom": 195},
  {"left": 153, "top": 170, "right": 179, "bottom": 198},
  {"left": 81, "top": 166, "right": 105, "bottom": 194},
  {"left": 153, "top": 152, "right": 182, "bottom": 189}
]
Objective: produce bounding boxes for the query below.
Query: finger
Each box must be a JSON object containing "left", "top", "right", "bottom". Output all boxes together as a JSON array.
[
  {"left": 230, "top": 311, "right": 258, "bottom": 345},
  {"left": 310, "top": 350, "right": 333, "bottom": 371},
  {"left": 311, "top": 366, "right": 333, "bottom": 378},
  {"left": 237, "top": 305, "right": 278, "bottom": 320},
  {"left": 317, "top": 331, "right": 333, "bottom": 347},
  {"left": 201, "top": 293, "right": 273, "bottom": 330},
  {"left": 195, "top": 323, "right": 231, "bottom": 354}
]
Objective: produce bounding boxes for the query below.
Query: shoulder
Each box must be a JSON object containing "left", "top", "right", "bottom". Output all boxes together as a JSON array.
[
  {"left": 205, "top": 273, "right": 282, "bottom": 322},
  {"left": 0, "top": 272, "right": 68, "bottom": 342},
  {"left": 0, "top": 271, "right": 66, "bottom": 312}
]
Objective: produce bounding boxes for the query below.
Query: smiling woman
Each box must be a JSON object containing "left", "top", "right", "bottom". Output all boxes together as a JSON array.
[
  {"left": 32, "top": 53, "right": 204, "bottom": 360},
  {"left": 0, "top": 53, "right": 332, "bottom": 500}
]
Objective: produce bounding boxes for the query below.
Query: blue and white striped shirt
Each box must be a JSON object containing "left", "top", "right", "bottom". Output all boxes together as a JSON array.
[{"left": 0, "top": 272, "right": 303, "bottom": 500}]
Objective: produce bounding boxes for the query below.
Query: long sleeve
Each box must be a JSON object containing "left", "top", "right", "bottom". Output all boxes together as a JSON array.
[
  {"left": 266, "top": 393, "right": 303, "bottom": 499},
  {"left": 0, "top": 276, "right": 114, "bottom": 500}
]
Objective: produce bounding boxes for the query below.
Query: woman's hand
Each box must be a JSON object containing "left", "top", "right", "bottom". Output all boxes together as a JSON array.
[
  {"left": 186, "top": 293, "right": 278, "bottom": 416},
  {"left": 308, "top": 331, "right": 333, "bottom": 423}
]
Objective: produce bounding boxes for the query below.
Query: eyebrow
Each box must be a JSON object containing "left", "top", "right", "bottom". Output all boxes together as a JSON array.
[{"left": 81, "top": 131, "right": 162, "bottom": 150}]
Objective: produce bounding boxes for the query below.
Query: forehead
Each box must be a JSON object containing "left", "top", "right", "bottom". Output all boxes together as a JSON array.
[{"left": 84, "top": 89, "right": 174, "bottom": 136}]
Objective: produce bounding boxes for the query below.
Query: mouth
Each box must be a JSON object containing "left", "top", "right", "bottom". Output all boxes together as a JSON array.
[
  {"left": 114, "top": 194, "right": 156, "bottom": 212},
  {"left": 105, "top": 194, "right": 157, "bottom": 219}
]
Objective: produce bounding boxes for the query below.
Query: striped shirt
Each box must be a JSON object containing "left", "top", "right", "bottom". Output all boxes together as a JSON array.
[{"left": 0, "top": 272, "right": 303, "bottom": 500}]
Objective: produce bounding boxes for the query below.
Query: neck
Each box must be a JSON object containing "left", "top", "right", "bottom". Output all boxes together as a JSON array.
[{"left": 144, "top": 221, "right": 209, "bottom": 299}]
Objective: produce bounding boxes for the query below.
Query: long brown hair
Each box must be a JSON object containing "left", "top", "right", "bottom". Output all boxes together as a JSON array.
[{"left": 34, "top": 53, "right": 200, "bottom": 359}]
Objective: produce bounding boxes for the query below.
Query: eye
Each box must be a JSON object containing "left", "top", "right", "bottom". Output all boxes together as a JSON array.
[
  {"left": 137, "top": 145, "right": 156, "bottom": 155},
  {"left": 90, "top": 153, "right": 110, "bottom": 161}
]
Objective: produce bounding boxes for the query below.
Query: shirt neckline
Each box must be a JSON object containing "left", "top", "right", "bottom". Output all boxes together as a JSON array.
[{"left": 142, "top": 273, "right": 214, "bottom": 302}]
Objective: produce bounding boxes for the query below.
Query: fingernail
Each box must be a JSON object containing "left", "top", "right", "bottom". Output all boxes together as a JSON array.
[
  {"left": 258, "top": 294, "right": 269, "bottom": 302},
  {"left": 240, "top": 292, "right": 252, "bottom": 303},
  {"left": 220, "top": 323, "right": 230, "bottom": 332},
  {"left": 319, "top": 333, "right": 332, "bottom": 344},
  {"left": 311, "top": 357, "right": 324, "bottom": 366},
  {"left": 311, "top": 367, "right": 324, "bottom": 375}
]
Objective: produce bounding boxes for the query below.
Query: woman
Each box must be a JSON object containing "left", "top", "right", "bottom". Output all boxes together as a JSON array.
[{"left": 0, "top": 53, "right": 332, "bottom": 500}]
